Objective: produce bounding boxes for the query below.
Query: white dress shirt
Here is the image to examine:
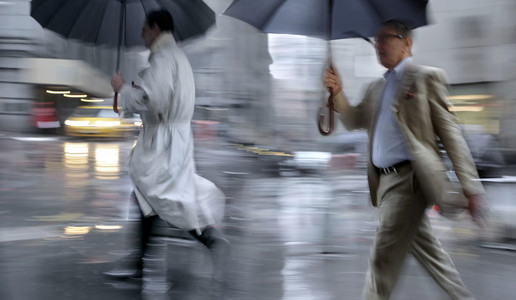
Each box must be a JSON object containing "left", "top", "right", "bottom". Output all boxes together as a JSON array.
[{"left": 371, "top": 57, "right": 412, "bottom": 168}]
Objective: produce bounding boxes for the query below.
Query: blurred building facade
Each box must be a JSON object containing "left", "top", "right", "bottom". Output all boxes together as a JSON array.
[
  {"left": 0, "top": 0, "right": 114, "bottom": 133},
  {"left": 416, "top": 0, "right": 516, "bottom": 162},
  {"left": 1, "top": 0, "right": 516, "bottom": 160},
  {"left": 1, "top": 0, "right": 41, "bottom": 131}
]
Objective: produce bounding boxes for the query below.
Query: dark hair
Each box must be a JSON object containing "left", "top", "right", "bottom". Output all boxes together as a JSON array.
[
  {"left": 381, "top": 19, "right": 413, "bottom": 38},
  {"left": 146, "top": 10, "right": 174, "bottom": 32}
]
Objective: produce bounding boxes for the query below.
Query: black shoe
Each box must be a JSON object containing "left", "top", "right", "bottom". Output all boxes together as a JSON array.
[
  {"left": 104, "top": 257, "right": 143, "bottom": 280},
  {"left": 104, "top": 253, "right": 144, "bottom": 280},
  {"left": 195, "top": 226, "right": 230, "bottom": 251}
]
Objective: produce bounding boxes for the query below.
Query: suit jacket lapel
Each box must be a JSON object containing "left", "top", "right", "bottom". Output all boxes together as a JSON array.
[{"left": 393, "top": 63, "right": 418, "bottom": 114}]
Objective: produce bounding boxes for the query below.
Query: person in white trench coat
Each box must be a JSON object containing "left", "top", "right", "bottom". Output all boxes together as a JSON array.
[{"left": 108, "top": 10, "right": 228, "bottom": 281}]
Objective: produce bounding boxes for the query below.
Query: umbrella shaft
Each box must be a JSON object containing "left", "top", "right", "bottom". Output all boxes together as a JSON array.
[
  {"left": 116, "top": 1, "right": 126, "bottom": 71},
  {"left": 328, "top": 0, "right": 334, "bottom": 40},
  {"left": 327, "top": 0, "right": 334, "bottom": 65}
]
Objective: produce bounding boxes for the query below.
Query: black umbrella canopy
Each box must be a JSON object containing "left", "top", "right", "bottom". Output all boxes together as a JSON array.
[
  {"left": 224, "top": 0, "right": 428, "bottom": 40},
  {"left": 31, "top": 0, "right": 216, "bottom": 48}
]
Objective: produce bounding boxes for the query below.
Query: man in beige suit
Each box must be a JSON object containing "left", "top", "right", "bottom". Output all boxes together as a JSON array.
[{"left": 324, "top": 20, "right": 485, "bottom": 300}]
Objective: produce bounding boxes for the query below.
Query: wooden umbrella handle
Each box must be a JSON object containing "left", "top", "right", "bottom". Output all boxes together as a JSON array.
[
  {"left": 113, "top": 92, "right": 119, "bottom": 113},
  {"left": 318, "top": 95, "right": 334, "bottom": 136}
]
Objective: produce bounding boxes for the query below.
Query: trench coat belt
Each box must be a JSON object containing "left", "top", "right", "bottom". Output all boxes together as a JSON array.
[{"left": 375, "top": 160, "right": 411, "bottom": 175}]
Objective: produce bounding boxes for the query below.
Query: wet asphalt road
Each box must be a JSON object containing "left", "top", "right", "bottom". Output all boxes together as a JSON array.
[{"left": 0, "top": 132, "right": 515, "bottom": 300}]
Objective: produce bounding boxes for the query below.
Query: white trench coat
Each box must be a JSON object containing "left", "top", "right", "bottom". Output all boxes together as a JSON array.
[{"left": 118, "top": 33, "right": 225, "bottom": 232}]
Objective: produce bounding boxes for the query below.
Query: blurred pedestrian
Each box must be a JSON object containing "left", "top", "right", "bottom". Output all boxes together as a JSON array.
[
  {"left": 108, "top": 9, "right": 228, "bottom": 283},
  {"left": 324, "top": 19, "right": 485, "bottom": 300}
]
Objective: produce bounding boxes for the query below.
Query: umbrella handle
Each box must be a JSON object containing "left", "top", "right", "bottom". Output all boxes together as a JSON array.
[
  {"left": 113, "top": 92, "right": 119, "bottom": 113},
  {"left": 318, "top": 95, "right": 334, "bottom": 136}
]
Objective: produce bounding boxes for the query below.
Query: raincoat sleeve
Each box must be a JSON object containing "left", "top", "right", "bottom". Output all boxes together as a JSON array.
[
  {"left": 118, "top": 84, "right": 148, "bottom": 113},
  {"left": 118, "top": 52, "right": 176, "bottom": 116}
]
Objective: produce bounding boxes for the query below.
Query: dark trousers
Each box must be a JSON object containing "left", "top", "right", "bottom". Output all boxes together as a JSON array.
[{"left": 133, "top": 193, "right": 225, "bottom": 268}]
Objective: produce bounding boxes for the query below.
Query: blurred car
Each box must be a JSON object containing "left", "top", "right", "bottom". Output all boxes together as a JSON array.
[
  {"left": 334, "top": 132, "right": 368, "bottom": 169},
  {"left": 64, "top": 106, "right": 141, "bottom": 138},
  {"left": 464, "top": 132, "right": 505, "bottom": 177},
  {"left": 440, "top": 130, "right": 504, "bottom": 178},
  {"left": 279, "top": 151, "right": 332, "bottom": 174}
]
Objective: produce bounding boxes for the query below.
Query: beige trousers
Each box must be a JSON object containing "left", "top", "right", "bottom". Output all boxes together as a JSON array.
[{"left": 362, "top": 165, "right": 475, "bottom": 300}]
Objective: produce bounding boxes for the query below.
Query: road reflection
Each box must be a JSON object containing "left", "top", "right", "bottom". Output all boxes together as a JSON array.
[
  {"left": 63, "top": 142, "right": 121, "bottom": 181},
  {"left": 63, "top": 142, "right": 89, "bottom": 181},
  {"left": 94, "top": 143, "right": 120, "bottom": 180}
]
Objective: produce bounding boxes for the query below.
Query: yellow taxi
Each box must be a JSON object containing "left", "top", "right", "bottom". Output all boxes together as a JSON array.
[{"left": 64, "top": 106, "right": 141, "bottom": 138}]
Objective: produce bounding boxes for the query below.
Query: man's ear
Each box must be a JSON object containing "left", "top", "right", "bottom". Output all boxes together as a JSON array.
[{"left": 404, "top": 37, "right": 413, "bottom": 55}]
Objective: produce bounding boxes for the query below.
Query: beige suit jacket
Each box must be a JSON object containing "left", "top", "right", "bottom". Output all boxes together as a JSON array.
[{"left": 333, "top": 63, "right": 485, "bottom": 208}]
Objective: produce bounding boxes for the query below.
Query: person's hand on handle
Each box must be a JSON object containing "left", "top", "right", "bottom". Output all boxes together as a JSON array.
[
  {"left": 111, "top": 71, "right": 125, "bottom": 113},
  {"left": 111, "top": 71, "right": 125, "bottom": 92},
  {"left": 324, "top": 64, "right": 342, "bottom": 96}
]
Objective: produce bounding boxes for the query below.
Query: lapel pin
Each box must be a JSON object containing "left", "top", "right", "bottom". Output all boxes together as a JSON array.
[{"left": 405, "top": 92, "right": 415, "bottom": 99}]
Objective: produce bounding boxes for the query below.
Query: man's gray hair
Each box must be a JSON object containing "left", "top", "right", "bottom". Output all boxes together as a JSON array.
[{"left": 381, "top": 19, "right": 413, "bottom": 39}]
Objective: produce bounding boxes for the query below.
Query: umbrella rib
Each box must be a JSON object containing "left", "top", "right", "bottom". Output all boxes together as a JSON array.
[
  {"left": 64, "top": 0, "right": 97, "bottom": 38},
  {"left": 184, "top": 0, "right": 215, "bottom": 39},
  {"left": 93, "top": 1, "right": 113, "bottom": 46},
  {"left": 365, "top": 0, "right": 383, "bottom": 27},
  {"left": 33, "top": 0, "right": 69, "bottom": 27},
  {"left": 258, "top": 0, "right": 290, "bottom": 31},
  {"left": 139, "top": 0, "right": 150, "bottom": 20},
  {"left": 127, "top": 0, "right": 148, "bottom": 46},
  {"left": 328, "top": 0, "right": 333, "bottom": 41},
  {"left": 30, "top": 0, "right": 48, "bottom": 19},
  {"left": 116, "top": 0, "right": 126, "bottom": 70}
]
